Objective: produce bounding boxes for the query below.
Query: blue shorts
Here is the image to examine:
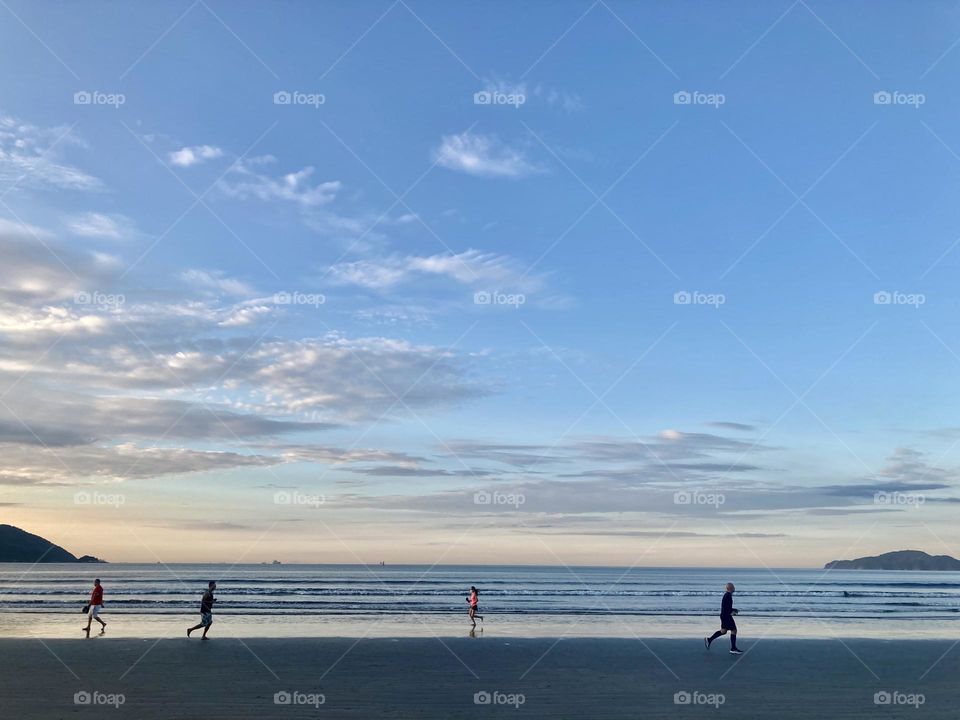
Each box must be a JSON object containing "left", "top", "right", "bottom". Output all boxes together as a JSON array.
[{"left": 199, "top": 611, "right": 213, "bottom": 627}]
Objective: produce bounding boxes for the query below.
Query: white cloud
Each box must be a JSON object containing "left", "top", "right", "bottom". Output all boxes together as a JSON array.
[
  {"left": 218, "top": 304, "right": 272, "bottom": 327},
  {"left": 0, "top": 304, "right": 109, "bottom": 337},
  {"left": 0, "top": 291, "right": 489, "bottom": 421},
  {"left": 533, "top": 84, "right": 583, "bottom": 112},
  {"left": 479, "top": 78, "right": 582, "bottom": 112},
  {"left": 434, "top": 131, "right": 540, "bottom": 178},
  {"left": 0, "top": 442, "right": 282, "bottom": 484},
  {"left": 327, "top": 258, "right": 408, "bottom": 289},
  {"left": 0, "top": 218, "right": 118, "bottom": 302},
  {"left": 482, "top": 79, "right": 526, "bottom": 96},
  {"left": 168, "top": 144, "right": 223, "bottom": 167},
  {"left": 0, "top": 115, "right": 100, "bottom": 191},
  {"left": 181, "top": 268, "right": 254, "bottom": 297},
  {"left": 327, "top": 249, "right": 544, "bottom": 292},
  {"left": 245, "top": 335, "right": 488, "bottom": 420},
  {"left": 272, "top": 444, "right": 425, "bottom": 467},
  {"left": 220, "top": 158, "right": 340, "bottom": 207},
  {"left": 66, "top": 212, "right": 135, "bottom": 240}
]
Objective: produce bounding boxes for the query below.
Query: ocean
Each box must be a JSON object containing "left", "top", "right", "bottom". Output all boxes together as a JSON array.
[{"left": 2, "top": 563, "right": 958, "bottom": 638}]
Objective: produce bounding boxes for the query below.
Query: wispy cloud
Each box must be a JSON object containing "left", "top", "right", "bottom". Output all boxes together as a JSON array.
[
  {"left": 181, "top": 268, "right": 254, "bottom": 297},
  {"left": 326, "top": 249, "right": 545, "bottom": 293},
  {"left": 66, "top": 212, "right": 136, "bottom": 240},
  {"left": 705, "top": 421, "right": 756, "bottom": 432},
  {"left": 532, "top": 83, "right": 583, "bottom": 112},
  {"left": 0, "top": 442, "right": 282, "bottom": 484},
  {"left": 0, "top": 115, "right": 100, "bottom": 191},
  {"left": 434, "top": 131, "right": 541, "bottom": 178},
  {"left": 220, "top": 156, "right": 340, "bottom": 206},
  {"left": 478, "top": 78, "right": 582, "bottom": 112}
]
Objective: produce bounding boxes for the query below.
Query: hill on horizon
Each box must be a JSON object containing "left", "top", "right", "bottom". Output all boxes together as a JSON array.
[
  {"left": 0, "top": 525, "right": 105, "bottom": 563},
  {"left": 824, "top": 550, "right": 960, "bottom": 571}
]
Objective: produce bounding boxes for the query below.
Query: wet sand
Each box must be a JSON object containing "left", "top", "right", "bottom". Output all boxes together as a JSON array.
[{"left": 1, "top": 636, "right": 956, "bottom": 718}]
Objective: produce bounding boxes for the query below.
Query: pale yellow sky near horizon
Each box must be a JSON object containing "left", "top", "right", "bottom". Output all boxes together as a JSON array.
[{"left": 6, "top": 504, "right": 948, "bottom": 569}]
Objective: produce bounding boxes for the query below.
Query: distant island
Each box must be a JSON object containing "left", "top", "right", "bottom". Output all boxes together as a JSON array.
[
  {"left": 0, "top": 525, "right": 106, "bottom": 563},
  {"left": 824, "top": 550, "right": 960, "bottom": 571}
]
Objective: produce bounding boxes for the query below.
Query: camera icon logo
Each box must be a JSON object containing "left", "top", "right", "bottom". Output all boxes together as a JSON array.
[
  {"left": 474, "top": 691, "right": 492, "bottom": 705},
  {"left": 274, "top": 691, "right": 292, "bottom": 705},
  {"left": 274, "top": 91, "right": 292, "bottom": 105},
  {"left": 473, "top": 490, "right": 491, "bottom": 505},
  {"left": 673, "top": 490, "right": 691, "bottom": 505},
  {"left": 73, "top": 91, "right": 92, "bottom": 105},
  {"left": 873, "top": 91, "right": 892, "bottom": 105},
  {"left": 474, "top": 91, "right": 492, "bottom": 105},
  {"left": 873, "top": 291, "right": 891, "bottom": 305},
  {"left": 874, "top": 691, "right": 892, "bottom": 705},
  {"left": 673, "top": 91, "right": 692, "bottom": 105},
  {"left": 74, "top": 691, "right": 92, "bottom": 705},
  {"left": 474, "top": 291, "right": 492, "bottom": 305},
  {"left": 673, "top": 291, "right": 691, "bottom": 305},
  {"left": 674, "top": 691, "right": 692, "bottom": 705},
  {"left": 273, "top": 491, "right": 292, "bottom": 505}
]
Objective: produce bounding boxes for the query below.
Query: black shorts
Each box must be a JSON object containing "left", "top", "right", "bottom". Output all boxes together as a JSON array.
[{"left": 720, "top": 616, "right": 737, "bottom": 632}]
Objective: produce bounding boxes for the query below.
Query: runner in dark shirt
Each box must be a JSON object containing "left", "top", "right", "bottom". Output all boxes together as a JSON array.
[
  {"left": 704, "top": 582, "right": 742, "bottom": 654},
  {"left": 188, "top": 581, "right": 217, "bottom": 639}
]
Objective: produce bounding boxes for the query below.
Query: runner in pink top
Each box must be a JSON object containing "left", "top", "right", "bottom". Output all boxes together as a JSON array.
[{"left": 466, "top": 586, "right": 483, "bottom": 628}]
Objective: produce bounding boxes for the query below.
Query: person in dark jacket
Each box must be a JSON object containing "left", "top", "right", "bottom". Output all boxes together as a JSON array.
[
  {"left": 187, "top": 581, "right": 217, "bottom": 639},
  {"left": 704, "top": 582, "right": 742, "bottom": 654}
]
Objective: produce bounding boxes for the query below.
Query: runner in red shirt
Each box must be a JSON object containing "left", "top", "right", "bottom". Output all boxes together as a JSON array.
[{"left": 83, "top": 579, "right": 106, "bottom": 637}]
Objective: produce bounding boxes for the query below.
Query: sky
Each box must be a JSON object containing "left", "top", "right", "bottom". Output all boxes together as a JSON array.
[{"left": 1, "top": 0, "right": 960, "bottom": 567}]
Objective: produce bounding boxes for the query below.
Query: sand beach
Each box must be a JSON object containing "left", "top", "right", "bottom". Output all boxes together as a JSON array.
[{"left": 1, "top": 637, "right": 955, "bottom": 719}]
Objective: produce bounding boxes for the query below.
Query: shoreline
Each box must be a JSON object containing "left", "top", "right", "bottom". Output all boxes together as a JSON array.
[
  {"left": 2, "top": 637, "right": 957, "bottom": 718},
  {"left": 1, "top": 610, "right": 955, "bottom": 640}
]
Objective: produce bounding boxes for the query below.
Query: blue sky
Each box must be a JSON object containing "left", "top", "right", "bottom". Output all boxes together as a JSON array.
[{"left": 2, "top": 1, "right": 960, "bottom": 565}]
